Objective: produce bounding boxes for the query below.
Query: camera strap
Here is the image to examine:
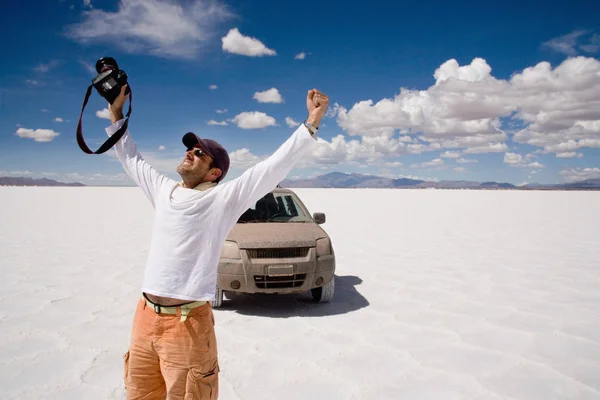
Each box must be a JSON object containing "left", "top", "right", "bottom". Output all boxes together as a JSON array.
[{"left": 76, "top": 84, "right": 132, "bottom": 154}]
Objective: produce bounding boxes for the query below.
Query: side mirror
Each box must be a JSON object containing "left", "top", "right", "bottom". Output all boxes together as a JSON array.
[{"left": 313, "top": 212, "right": 326, "bottom": 224}]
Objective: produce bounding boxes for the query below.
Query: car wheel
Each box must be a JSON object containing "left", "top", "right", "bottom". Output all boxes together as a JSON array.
[
  {"left": 211, "top": 285, "right": 224, "bottom": 308},
  {"left": 311, "top": 275, "right": 335, "bottom": 303}
]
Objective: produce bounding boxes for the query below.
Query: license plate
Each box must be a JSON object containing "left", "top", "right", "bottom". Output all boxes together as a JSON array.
[{"left": 268, "top": 265, "right": 294, "bottom": 276}]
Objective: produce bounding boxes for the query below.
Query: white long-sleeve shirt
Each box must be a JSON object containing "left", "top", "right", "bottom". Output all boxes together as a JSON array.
[{"left": 106, "top": 119, "right": 317, "bottom": 301}]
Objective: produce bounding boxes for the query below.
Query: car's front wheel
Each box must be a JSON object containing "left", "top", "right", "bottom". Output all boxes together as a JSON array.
[
  {"left": 211, "top": 285, "right": 224, "bottom": 308},
  {"left": 311, "top": 275, "right": 335, "bottom": 303}
]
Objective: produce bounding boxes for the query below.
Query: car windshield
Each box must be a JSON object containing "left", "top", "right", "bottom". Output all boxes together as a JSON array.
[{"left": 237, "top": 191, "right": 312, "bottom": 223}]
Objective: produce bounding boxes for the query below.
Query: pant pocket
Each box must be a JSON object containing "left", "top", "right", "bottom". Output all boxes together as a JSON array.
[
  {"left": 184, "top": 358, "right": 220, "bottom": 400},
  {"left": 123, "top": 351, "right": 130, "bottom": 389}
]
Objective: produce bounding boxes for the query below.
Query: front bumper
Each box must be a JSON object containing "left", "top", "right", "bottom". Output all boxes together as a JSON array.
[{"left": 217, "top": 247, "right": 335, "bottom": 294}]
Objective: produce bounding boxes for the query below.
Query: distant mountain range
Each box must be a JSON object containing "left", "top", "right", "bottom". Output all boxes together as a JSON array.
[
  {"left": 0, "top": 177, "right": 85, "bottom": 187},
  {"left": 2, "top": 173, "right": 599, "bottom": 190},
  {"left": 280, "top": 172, "right": 600, "bottom": 190}
]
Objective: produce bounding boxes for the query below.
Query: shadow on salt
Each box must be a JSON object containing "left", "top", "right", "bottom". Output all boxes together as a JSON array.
[{"left": 218, "top": 275, "right": 369, "bottom": 318}]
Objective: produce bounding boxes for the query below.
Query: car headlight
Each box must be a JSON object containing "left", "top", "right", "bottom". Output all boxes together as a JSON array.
[
  {"left": 316, "top": 238, "right": 331, "bottom": 256},
  {"left": 221, "top": 240, "right": 241, "bottom": 259}
]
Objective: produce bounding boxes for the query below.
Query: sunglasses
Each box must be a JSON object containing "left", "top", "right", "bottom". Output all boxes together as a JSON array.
[
  {"left": 187, "top": 148, "right": 206, "bottom": 159},
  {"left": 187, "top": 148, "right": 214, "bottom": 169}
]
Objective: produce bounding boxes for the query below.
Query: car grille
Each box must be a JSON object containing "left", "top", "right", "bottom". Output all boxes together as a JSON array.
[
  {"left": 246, "top": 247, "right": 310, "bottom": 259},
  {"left": 254, "top": 273, "right": 307, "bottom": 289}
]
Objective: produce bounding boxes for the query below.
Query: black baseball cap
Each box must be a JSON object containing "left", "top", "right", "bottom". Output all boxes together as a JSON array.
[{"left": 182, "top": 132, "right": 230, "bottom": 183}]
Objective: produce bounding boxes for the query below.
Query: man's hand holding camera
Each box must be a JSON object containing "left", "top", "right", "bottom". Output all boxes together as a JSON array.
[{"left": 108, "top": 85, "right": 128, "bottom": 124}]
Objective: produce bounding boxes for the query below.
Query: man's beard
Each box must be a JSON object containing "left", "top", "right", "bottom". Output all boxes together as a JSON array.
[
  {"left": 176, "top": 163, "right": 189, "bottom": 176},
  {"left": 177, "top": 163, "right": 208, "bottom": 182}
]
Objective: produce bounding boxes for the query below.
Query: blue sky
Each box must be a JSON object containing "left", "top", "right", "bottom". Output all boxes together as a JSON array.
[{"left": 1, "top": 0, "right": 599, "bottom": 186}]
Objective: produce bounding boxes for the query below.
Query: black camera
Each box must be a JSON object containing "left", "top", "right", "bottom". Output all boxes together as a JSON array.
[
  {"left": 77, "top": 57, "right": 132, "bottom": 154},
  {"left": 92, "top": 57, "right": 130, "bottom": 104}
]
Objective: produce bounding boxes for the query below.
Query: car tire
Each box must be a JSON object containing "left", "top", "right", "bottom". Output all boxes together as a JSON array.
[
  {"left": 211, "top": 285, "right": 224, "bottom": 308},
  {"left": 311, "top": 275, "right": 335, "bottom": 303}
]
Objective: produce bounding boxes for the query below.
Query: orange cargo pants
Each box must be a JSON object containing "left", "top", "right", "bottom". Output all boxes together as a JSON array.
[{"left": 123, "top": 297, "right": 220, "bottom": 400}]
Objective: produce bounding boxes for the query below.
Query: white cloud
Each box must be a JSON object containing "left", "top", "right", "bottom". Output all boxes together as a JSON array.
[
  {"left": 462, "top": 143, "right": 508, "bottom": 154},
  {"left": 503, "top": 152, "right": 544, "bottom": 168},
  {"left": 207, "top": 120, "right": 228, "bottom": 126},
  {"left": 440, "top": 151, "right": 461, "bottom": 158},
  {"left": 530, "top": 136, "right": 600, "bottom": 155},
  {"left": 286, "top": 134, "right": 413, "bottom": 168},
  {"left": 54, "top": 117, "right": 64, "bottom": 122},
  {"left": 65, "top": 172, "right": 85, "bottom": 181},
  {"left": 509, "top": 57, "right": 600, "bottom": 154},
  {"left": 378, "top": 170, "right": 395, "bottom": 179},
  {"left": 41, "top": 109, "right": 49, "bottom": 112},
  {"left": 434, "top": 57, "right": 493, "bottom": 83},
  {"left": 410, "top": 158, "right": 445, "bottom": 169},
  {"left": 209, "top": 85, "right": 218, "bottom": 90},
  {"left": 454, "top": 167, "right": 467, "bottom": 173},
  {"left": 231, "top": 112, "right": 277, "bottom": 129},
  {"left": 139, "top": 152, "right": 187, "bottom": 176},
  {"left": 229, "top": 148, "right": 267, "bottom": 169},
  {"left": 303, "top": 135, "right": 377, "bottom": 166},
  {"left": 221, "top": 28, "right": 276, "bottom": 57},
  {"left": 65, "top": 0, "right": 232, "bottom": 59},
  {"left": 285, "top": 117, "right": 300, "bottom": 128},
  {"left": 79, "top": 60, "right": 95, "bottom": 75},
  {"left": 300, "top": 134, "right": 428, "bottom": 165},
  {"left": 456, "top": 157, "right": 478, "bottom": 164},
  {"left": 556, "top": 152, "right": 583, "bottom": 158},
  {"left": 253, "top": 88, "right": 283, "bottom": 103},
  {"left": 226, "top": 142, "right": 387, "bottom": 173},
  {"left": 580, "top": 33, "right": 600, "bottom": 53},
  {"left": 26, "top": 80, "right": 39, "bottom": 85},
  {"left": 504, "top": 153, "right": 522, "bottom": 165},
  {"left": 16, "top": 128, "right": 60, "bottom": 142},
  {"left": 325, "top": 103, "right": 343, "bottom": 119},
  {"left": 542, "top": 31, "right": 600, "bottom": 55},
  {"left": 295, "top": 52, "right": 306, "bottom": 60},
  {"left": 34, "top": 60, "right": 60, "bottom": 73},
  {"left": 560, "top": 167, "right": 600, "bottom": 182},
  {"left": 385, "top": 161, "right": 403, "bottom": 168},
  {"left": 96, "top": 108, "right": 111, "bottom": 120},
  {"left": 542, "top": 30, "right": 588, "bottom": 56},
  {"left": 0, "top": 170, "right": 34, "bottom": 176},
  {"left": 334, "top": 57, "right": 511, "bottom": 151},
  {"left": 88, "top": 173, "right": 131, "bottom": 184},
  {"left": 333, "top": 56, "right": 600, "bottom": 158},
  {"left": 399, "top": 174, "right": 440, "bottom": 182},
  {"left": 216, "top": 108, "right": 227, "bottom": 113},
  {"left": 158, "top": 145, "right": 166, "bottom": 151},
  {"left": 83, "top": 0, "right": 92, "bottom": 8}
]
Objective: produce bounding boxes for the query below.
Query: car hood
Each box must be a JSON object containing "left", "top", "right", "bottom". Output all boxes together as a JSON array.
[{"left": 227, "top": 223, "right": 326, "bottom": 249}]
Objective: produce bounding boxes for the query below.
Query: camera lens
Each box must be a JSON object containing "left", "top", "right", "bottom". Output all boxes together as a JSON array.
[{"left": 95, "top": 57, "right": 119, "bottom": 74}]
